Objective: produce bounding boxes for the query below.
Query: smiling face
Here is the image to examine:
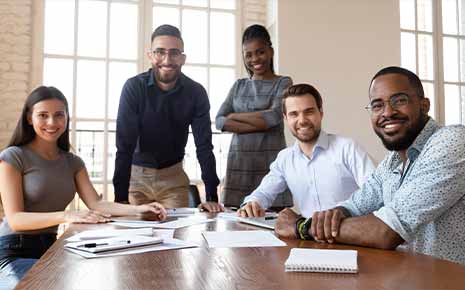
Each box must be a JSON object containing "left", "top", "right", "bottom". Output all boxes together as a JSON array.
[
  {"left": 369, "top": 73, "right": 430, "bottom": 151},
  {"left": 28, "top": 98, "right": 68, "bottom": 144},
  {"left": 284, "top": 94, "right": 323, "bottom": 144},
  {"left": 148, "top": 35, "right": 186, "bottom": 90},
  {"left": 242, "top": 38, "right": 274, "bottom": 79}
]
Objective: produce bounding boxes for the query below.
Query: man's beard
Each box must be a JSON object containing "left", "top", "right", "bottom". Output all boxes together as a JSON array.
[
  {"left": 375, "top": 115, "right": 428, "bottom": 151},
  {"left": 292, "top": 127, "right": 321, "bottom": 144},
  {"left": 153, "top": 65, "right": 181, "bottom": 85}
]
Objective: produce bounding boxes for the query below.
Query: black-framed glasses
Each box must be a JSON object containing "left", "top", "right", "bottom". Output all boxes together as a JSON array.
[
  {"left": 365, "top": 93, "right": 410, "bottom": 115},
  {"left": 151, "top": 48, "right": 184, "bottom": 60}
]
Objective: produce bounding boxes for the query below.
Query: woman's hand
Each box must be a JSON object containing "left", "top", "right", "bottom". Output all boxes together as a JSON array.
[
  {"left": 136, "top": 202, "right": 167, "bottom": 221},
  {"left": 64, "top": 210, "right": 111, "bottom": 224}
]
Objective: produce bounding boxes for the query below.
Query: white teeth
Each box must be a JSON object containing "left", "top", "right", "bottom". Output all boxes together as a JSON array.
[{"left": 384, "top": 124, "right": 398, "bottom": 129}]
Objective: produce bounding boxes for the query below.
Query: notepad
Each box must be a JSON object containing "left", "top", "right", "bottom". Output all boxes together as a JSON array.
[{"left": 284, "top": 248, "right": 358, "bottom": 273}]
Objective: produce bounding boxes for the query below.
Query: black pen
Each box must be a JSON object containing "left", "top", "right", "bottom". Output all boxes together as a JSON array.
[
  {"left": 78, "top": 240, "right": 131, "bottom": 248},
  {"left": 265, "top": 216, "right": 277, "bottom": 220}
]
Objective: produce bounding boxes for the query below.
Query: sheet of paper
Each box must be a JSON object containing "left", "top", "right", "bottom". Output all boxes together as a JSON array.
[
  {"left": 217, "top": 212, "right": 278, "bottom": 221},
  {"left": 166, "top": 208, "right": 200, "bottom": 217},
  {"left": 152, "top": 229, "right": 175, "bottom": 239},
  {"left": 155, "top": 217, "right": 214, "bottom": 229},
  {"left": 66, "top": 228, "right": 154, "bottom": 242},
  {"left": 109, "top": 219, "right": 161, "bottom": 228},
  {"left": 202, "top": 230, "right": 286, "bottom": 248},
  {"left": 65, "top": 238, "right": 198, "bottom": 259}
]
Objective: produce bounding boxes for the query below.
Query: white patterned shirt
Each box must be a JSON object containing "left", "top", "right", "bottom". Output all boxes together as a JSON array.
[
  {"left": 243, "top": 131, "right": 375, "bottom": 217},
  {"left": 340, "top": 119, "right": 465, "bottom": 264}
]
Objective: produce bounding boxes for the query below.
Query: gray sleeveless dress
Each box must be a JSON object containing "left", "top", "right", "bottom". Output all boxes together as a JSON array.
[{"left": 215, "top": 76, "right": 293, "bottom": 207}]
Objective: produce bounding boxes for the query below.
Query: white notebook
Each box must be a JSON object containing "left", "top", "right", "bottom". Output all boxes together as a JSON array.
[{"left": 285, "top": 248, "right": 358, "bottom": 273}]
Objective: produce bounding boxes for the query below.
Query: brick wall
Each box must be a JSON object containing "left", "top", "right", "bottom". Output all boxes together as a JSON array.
[{"left": 0, "top": 0, "right": 33, "bottom": 148}]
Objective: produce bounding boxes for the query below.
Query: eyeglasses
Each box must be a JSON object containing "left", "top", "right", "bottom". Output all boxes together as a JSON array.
[
  {"left": 151, "top": 48, "right": 184, "bottom": 60},
  {"left": 365, "top": 93, "right": 410, "bottom": 115}
]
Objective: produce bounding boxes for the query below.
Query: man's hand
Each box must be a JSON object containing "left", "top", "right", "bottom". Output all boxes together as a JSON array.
[
  {"left": 199, "top": 202, "right": 225, "bottom": 213},
  {"left": 311, "top": 207, "right": 347, "bottom": 243},
  {"left": 274, "top": 208, "right": 300, "bottom": 239},
  {"left": 237, "top": 201, "right": 265, "bottom": 217}
]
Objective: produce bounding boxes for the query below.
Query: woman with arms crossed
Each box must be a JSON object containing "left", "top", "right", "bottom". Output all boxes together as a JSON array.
[
  {"left": 0, "top": 86, "right": 167, "bottom": 290},
  {"left": 216, "top": 24, "right": 293, "bottom": 208}
]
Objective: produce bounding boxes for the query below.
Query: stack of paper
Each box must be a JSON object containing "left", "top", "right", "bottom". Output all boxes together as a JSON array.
[
  {"left": 64, "top": 228, "right": 198, "bottom": 259},
  {"left": 66, "top": 228, "right": 155, "bottom": 242},
  {"left": 202, "top": 230, "right": 286, "bottom": 248}
]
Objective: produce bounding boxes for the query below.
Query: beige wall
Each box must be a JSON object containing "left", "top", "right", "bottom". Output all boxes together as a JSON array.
[{"left": 276, "top": 0, "right": 401, "bottom": 162}]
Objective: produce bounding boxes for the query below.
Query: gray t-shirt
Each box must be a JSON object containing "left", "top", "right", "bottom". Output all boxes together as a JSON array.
[{"left": 0, "top": 146, "right": 85, "bottom": 235}]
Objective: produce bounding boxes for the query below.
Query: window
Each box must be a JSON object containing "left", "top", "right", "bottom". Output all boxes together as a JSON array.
[
  {"left": 400, "top": 0, "right": 465, "bottom": 125},
  {"left": 400, "top": 0, "right": 436, "bottom": 118},
  {"left": 39, "top": 0, "right": 239, "bottom": 206}
]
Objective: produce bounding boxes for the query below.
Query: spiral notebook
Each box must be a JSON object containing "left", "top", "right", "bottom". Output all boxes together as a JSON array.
[{"left": 285, "top": 248, "right": 358, "bottom": 273}]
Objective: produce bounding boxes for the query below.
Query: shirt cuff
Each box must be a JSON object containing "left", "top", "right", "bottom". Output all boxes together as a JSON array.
[
  {"left": 215, "top": 116, "right": 228, "bottom": 131},
  {"left": 337, "top": 200, "right": 362, "bottom": 217},
  {"left": 205, "top": 184, "right": 218, "bottom": 202},
  {"left": 373, "top": 206, "right": 412, "bottom": 242}
]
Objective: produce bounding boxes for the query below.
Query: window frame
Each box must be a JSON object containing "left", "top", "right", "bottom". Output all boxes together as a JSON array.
[{"left": 31, "top": 0, "right": 242, "bottom": 207}]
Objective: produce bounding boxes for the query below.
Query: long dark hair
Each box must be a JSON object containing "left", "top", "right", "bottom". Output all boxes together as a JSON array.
[
  {"left": 7, "top": 86, "right": 71, "bottom": 152},
  {"left": 242, "top": 24, "right": 275, "bottom": 78}
]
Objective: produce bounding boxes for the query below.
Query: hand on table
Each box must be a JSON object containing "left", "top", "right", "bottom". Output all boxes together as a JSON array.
[
  {"left": 311, "top": 207, "right": 347, "bottom": 243},
  {"left": 199, "top": 202, "right": 225, "bottom": 213},
  {"left": 137, "top": 202, "right": 167, "bottom": 221},
  {"left": 274, "top": 208, "right": 300, "bottom": 239},
  {"left": 237, "top": 201, "right": 265, "bottom": 217}
]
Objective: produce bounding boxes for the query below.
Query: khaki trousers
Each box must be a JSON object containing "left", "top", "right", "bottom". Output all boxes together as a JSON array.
[{"left": 128, "top": 162, "right": 189, "bottom": 208}]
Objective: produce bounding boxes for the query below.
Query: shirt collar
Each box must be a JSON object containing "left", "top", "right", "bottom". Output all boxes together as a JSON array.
[
  {"left": 292, "top": 130, "right": 329, "bottom": 158},
  {"left": 147, "top": 68, "right": 185, "bottom": 91},
  {"left": 390, "top": 118, "right": 441, "bottom": 169}
]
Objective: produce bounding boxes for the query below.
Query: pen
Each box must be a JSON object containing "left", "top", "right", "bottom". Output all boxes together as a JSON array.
[
  {"left": 78, "top": 240, "right": 131, "bottom": 248},
  {"left": 265, "top": 216, "right": 277, "bottom": 220}
]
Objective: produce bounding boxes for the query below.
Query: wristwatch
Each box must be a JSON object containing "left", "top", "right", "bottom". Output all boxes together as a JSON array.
[
  {"left": 295, "top": 217, "right": 305, "bottom": 239},
  {"left": 300, "top": 217, "right": 314, "bottom": 240}
]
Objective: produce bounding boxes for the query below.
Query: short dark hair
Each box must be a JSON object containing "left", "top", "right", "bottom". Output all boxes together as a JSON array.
[
  {"left": 151, "top": 24, "right": 184, "bottom": 45},
  {"left": 7, "top": 86, "right": 71, "bottom": 152},
  {"left": 282, "top": 84, "right": 323, "bottom": 114},
  {"left": 370, "top": 66, "right": 425, "bottom": 98},
  {"left": 242, "top": 24, "right": 274, "bottom": 77}
]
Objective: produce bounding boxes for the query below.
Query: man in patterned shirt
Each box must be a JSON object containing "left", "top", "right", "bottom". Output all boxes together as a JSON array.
[{"left": 275, "top": 66, "right": 465, "bottom": 264}]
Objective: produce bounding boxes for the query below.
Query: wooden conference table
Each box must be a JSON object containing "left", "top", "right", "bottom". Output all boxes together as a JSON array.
[{"left": 14, "top": 213, "right": 465, "bottom": 290}]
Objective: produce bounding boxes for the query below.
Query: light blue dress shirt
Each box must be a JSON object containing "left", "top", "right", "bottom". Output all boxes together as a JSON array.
[
  {"left": 340, "top": 119, "right": 465, "bottom": 264},
  {"left": 243, "top": 131, "right": 375, "bottom": 217}
]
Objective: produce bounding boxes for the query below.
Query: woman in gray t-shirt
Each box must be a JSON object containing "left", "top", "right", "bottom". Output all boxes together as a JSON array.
[{"left": 0, "top": 86, "right": 167, "bottom": 289}]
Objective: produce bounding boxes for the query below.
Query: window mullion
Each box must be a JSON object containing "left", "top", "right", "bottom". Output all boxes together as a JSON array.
[
  {"left": 434, "top": 0, "right": 446, "bottom": 124},
  {"left": 102, "top": 1, "right": 112, "bottom": 200}
]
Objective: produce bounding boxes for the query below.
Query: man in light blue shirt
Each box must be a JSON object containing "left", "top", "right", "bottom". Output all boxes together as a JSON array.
[
  {"left": 238, "top": 83, "right": 375, "bottom": 218},
  {"left": 277, "top": 67, "right": 465, "bottom": 264}
]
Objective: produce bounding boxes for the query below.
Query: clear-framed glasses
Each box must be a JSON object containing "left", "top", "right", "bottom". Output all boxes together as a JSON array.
[
  {"left": 365, "top": 93, "right": 410, "bottom": 115},
  {"left": 151, "top": 48, "right": 184, "bottom": 60}
]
